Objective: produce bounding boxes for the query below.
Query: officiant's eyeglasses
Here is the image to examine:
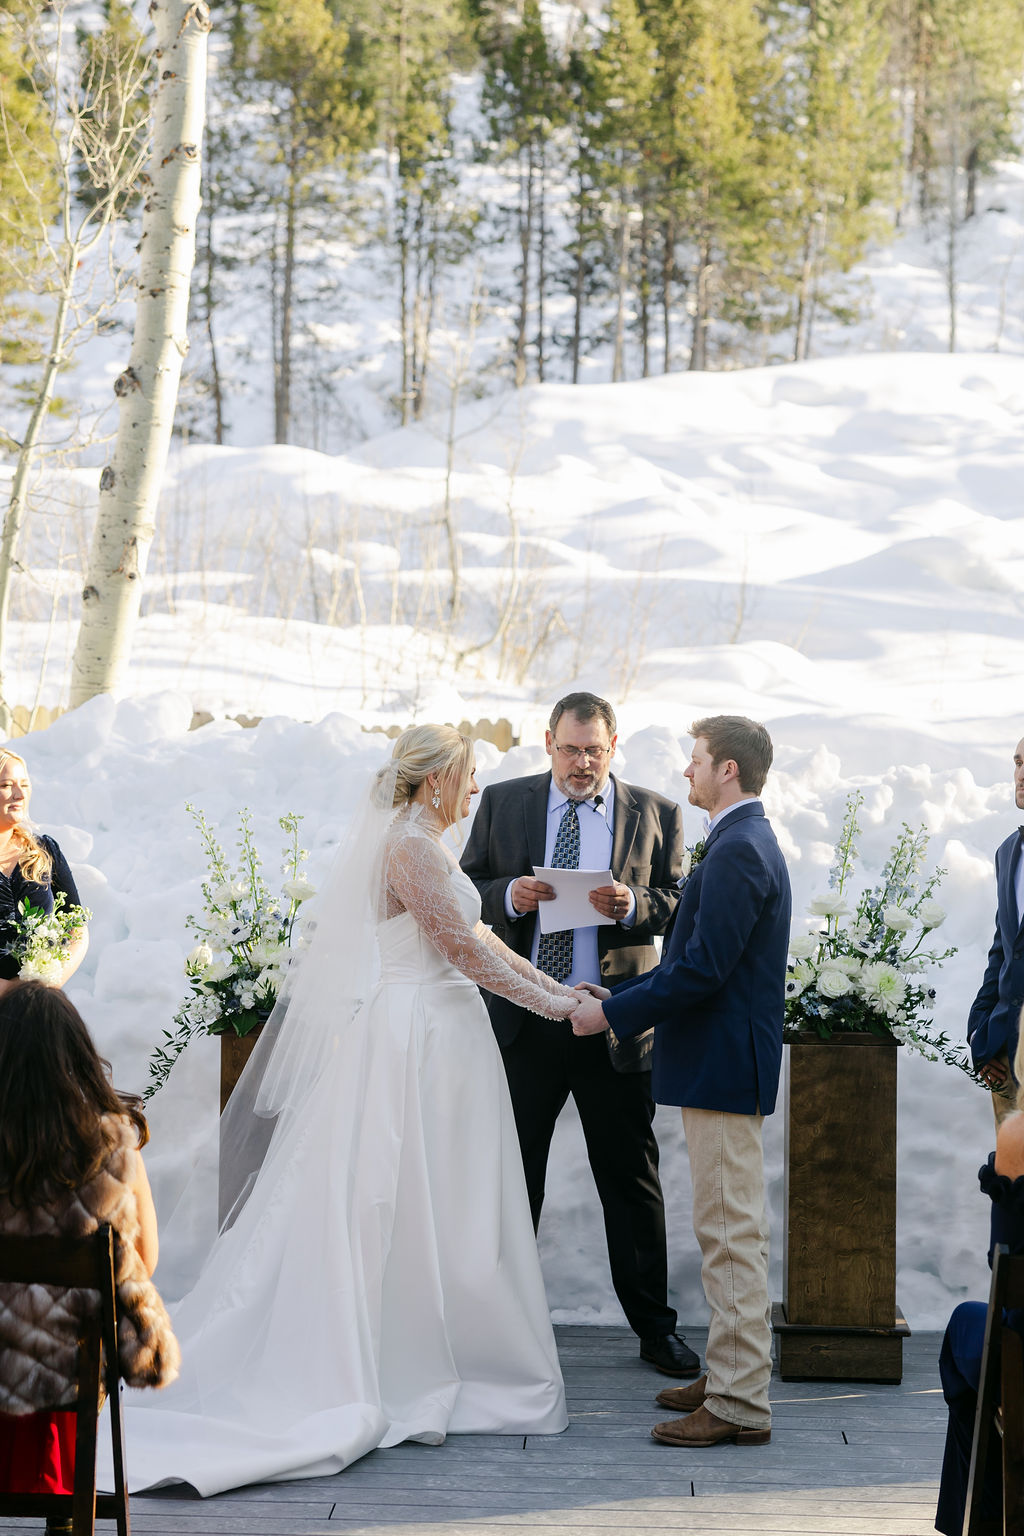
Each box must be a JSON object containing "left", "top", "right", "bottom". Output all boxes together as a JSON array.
[{"left": 554, "top": 743, "right": 609, "bottom": 762}]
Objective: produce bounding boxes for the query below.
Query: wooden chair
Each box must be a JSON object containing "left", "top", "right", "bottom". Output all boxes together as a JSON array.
[
  {"left": 964, "top": 1244, "right": 1024, "bottom": 1536},
  {"left": 0, "top": 1224, "right": 130, "bottom": 1535}
]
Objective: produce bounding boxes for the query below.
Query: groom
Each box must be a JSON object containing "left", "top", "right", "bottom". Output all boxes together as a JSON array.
[
  {"left": 572, "top": 716, "right": 791, "bottom": 1446},
  {"left": 461, "top": 691, "right": 696, "bottom": 1376}
]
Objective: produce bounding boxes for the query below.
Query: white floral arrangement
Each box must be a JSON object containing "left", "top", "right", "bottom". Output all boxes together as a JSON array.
[
  {"left": 144, "top": 805, "right": 315, "bottom": 1100},
  {"left": 785, "top": 791, "right": 974, "bottom": 1075},
  {"left": 8, "top": 891, "right": 91, "bottom": 984}
]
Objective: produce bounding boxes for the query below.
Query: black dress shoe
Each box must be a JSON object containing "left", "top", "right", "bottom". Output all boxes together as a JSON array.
[{"left": 639, "top": 1332, "right": 702, "bottom": 1377}]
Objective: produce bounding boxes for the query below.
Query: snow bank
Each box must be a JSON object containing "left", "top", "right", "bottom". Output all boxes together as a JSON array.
[{"left": 24, "top": 687, "right": 1008, "bottom": 1328}]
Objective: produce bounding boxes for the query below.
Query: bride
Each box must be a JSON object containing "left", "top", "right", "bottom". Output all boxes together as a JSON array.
[{"left": 112, "top": 725, "right": 581, "bottom": 1494}]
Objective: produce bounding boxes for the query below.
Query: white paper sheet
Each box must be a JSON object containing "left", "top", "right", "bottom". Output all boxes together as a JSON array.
[{"left": 532, "top": 867, "right": 616, "bottom": 933}]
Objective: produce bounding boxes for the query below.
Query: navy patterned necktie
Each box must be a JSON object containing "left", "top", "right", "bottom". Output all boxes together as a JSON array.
[{"left": 537, "top": 800, "right": 582, "bottom": 983}]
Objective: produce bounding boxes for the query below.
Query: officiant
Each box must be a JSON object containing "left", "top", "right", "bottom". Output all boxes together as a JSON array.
[{"left": 461, "top": 692, "right": 697, "bottom": 1377}]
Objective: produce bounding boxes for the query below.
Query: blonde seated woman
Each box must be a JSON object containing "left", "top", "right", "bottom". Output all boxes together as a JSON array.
[
  {"left": 0, "top": 750, "right": 88, "bottom": 992},
  {"left": 112, "top": 725, "right": 579, "bottom": 1495}
]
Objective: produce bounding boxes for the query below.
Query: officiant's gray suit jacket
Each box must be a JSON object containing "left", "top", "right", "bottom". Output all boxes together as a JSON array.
[{"left": 461, "top": 770, "right": 684, "bottom": 1072}]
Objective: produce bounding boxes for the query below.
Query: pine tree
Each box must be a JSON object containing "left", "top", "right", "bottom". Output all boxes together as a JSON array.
[
  {"left": 778, "top": 0, "right": 899, "bottom": 360},
  {"left": 581, "top": 0, "right": 657, "bottom": 382},
  {"left": 0, "top": 4, "right": 59, "bottom": 372},
  {"left": 890, "top": 0, "right": 1024, "bottom": 222},
  {"left": 480, "top": 0, "right": 566, "bottom": 385},
  {"left": 367, "top": 0, "right": 477, "bottom": 422},
  {"left": 644, "top": 0, "right": 779, "bottom": 371},
  {"left": 241, "top": 0, "right": 375, "bottom": 443},
  {"left": 0, "top": 0, "right": 151, "bottom": 730}
]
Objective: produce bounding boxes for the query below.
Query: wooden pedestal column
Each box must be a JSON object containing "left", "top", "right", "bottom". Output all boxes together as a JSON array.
[
  {"left": 774, "top": 1033, "right": 909, "bottom": 1383},
  {"left": 218, "top": 1025, "right": 265, "bottom": 1224},
  {"left": 219, "top": 1026, "right": 264, "bottom": 1113}
]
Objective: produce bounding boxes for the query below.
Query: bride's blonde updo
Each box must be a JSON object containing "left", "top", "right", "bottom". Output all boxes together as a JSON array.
[{"left": 374, "top": 724, "right": 474, "bottom": 815}]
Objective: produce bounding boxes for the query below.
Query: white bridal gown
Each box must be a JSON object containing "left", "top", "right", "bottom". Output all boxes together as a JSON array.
[{"left": 112, "top": 818, "right": 569, "bottom": 1494}]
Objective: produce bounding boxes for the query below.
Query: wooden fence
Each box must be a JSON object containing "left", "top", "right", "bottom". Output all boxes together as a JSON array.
[{"left": 7, "top": 706, "right": 518, "bottom": 752}]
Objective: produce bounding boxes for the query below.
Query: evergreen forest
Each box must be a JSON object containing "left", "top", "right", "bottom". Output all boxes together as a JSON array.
[{"left": 3, "top": 0, "right": 1024, "bottom": 452}]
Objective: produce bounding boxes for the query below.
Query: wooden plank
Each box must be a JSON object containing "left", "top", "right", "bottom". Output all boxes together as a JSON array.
[{"left": 0, "top": 1326, "right": 950, "bottom": 1536}]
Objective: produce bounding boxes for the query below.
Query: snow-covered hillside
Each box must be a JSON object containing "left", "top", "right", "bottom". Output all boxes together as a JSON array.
[{"left": 3, "top": 338, "right": 1019, "bottom": 1330}]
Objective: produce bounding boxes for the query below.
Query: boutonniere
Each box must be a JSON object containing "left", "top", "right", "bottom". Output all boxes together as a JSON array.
[{"left": 679, "top": 839, "right": 707, "bottom": 882}]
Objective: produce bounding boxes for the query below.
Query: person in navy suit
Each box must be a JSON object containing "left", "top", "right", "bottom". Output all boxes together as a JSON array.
[
  {"left": 572, "top": 716, "right": 791, "bottom": 1447},
  {"left": 967, "top": 736, "right": 1024, "bottom": 1125}
]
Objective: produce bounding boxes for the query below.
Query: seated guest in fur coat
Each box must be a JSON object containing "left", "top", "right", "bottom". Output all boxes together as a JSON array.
[{"left": 0, "top": 982, "right": 179, "bottom": 1534}]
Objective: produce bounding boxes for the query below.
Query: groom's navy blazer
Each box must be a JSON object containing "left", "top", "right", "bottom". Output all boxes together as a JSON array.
[
  {"left": 603, "top": 800, "right": 791, "bottom": 1115},
  {"left": 968, "top": 828, "right": 1024, "bottom": 1071}
]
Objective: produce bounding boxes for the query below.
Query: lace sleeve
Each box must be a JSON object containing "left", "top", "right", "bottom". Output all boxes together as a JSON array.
[
  {"left": 475, "top": 924, "right": 569, "bottom": 999},
  {"left": 385, "top": 832, "right": 578, "bottom": 1020}
]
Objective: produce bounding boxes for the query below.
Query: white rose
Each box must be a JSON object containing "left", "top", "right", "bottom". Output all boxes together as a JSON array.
[
  {"left": 679, "top": 851, "right": 693, "bottom": 879},
  {"left": 202, "top": 960, "right": 234, "bottom": 984},
  {"left": 817, "top": 968, "right": 852, "bottom": 998},
  {"left": 882, "top": 905, "right": 914, "bottom": 933},
  {"left": 917, "top": 900, "right": 946, "bottom": 930},
  {"left": 282, "top": 877, "right": 316, "bottom": 903},
  {"left": 788, "top": 935, "right": 820, "bottom": 959},
  {"left": 186, "top": 942, "right": 214, "bottom": 973},
  {"left": 809, "top": 894, "right": 850, "bottom": 918},
  {"left": 212, "top": 879, "right": 247, "bottom": 906}
]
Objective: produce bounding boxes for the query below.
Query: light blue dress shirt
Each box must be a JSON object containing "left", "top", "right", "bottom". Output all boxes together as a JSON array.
[{"left": 503, "top": 777, "right": 636, "bottom": 988}]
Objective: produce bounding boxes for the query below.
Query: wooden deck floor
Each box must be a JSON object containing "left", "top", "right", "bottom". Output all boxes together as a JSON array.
[{"left": 1, "top": 1325, "right": 947, "bottom": 1536}]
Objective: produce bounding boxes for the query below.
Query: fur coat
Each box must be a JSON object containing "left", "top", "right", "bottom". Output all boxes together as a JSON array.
[{"left": 0, "top": 1113, "right": 180, "bottom": 1414}]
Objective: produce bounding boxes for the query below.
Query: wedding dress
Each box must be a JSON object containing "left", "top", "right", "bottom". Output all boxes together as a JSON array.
[{"left": 107, "top": 803, "right": 570, "bottom": 1495}]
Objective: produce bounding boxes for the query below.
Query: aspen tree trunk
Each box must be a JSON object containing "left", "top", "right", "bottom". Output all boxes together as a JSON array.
[{"left": 69, "top": 0, "right": 210, "bottom": 707}]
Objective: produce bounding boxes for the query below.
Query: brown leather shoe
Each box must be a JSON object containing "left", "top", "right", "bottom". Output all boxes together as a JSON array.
[
  {"left": 651, "top": 1404, "right": 771, "bottom": 1447},
  {"left": 656, "top": 1373, "right": 707, "bottom": 1411}
]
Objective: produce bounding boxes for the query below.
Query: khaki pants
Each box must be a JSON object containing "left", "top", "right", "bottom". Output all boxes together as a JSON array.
[{"left": 681, "top": 1106, "right": 772, "bottom": 1430}]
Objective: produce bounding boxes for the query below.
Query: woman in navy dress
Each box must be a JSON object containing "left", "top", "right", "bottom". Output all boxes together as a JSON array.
[
  {"left": 936, "top": 1025, "right": 1024, "bottom": 1536},
  {"left": 0, "top": 750, "right": 87, "bottom": 990}
]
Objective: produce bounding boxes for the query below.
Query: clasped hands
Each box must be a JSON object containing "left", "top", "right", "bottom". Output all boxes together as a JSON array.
[
  {"left": 979, "top": 1057, "right": 1010, "bottom": 1091},
  {"left": 569, "top": 980, "right": 611, "bottom": 1036}
]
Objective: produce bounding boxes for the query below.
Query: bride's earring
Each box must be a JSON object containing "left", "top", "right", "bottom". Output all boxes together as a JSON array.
[{"left": 431, "top": 784, "right": 441, "bottom": 810}]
